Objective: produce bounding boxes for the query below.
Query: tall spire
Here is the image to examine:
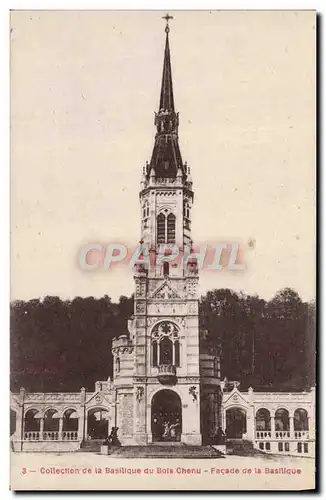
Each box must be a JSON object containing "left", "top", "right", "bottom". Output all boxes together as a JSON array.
[
  {"left": 159, "top": 15, "right": 175, "bottom": 111},
  {"left": 145, "top": 14, "right": 187, "bottom": 180}
]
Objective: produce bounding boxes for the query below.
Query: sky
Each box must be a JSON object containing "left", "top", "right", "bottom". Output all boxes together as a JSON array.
[{"left": 10, "top": 10, "right": 315, "bottom": 302}]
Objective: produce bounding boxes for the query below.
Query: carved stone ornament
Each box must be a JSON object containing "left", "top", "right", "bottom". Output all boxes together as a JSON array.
[
  {"left": 136, "top": 386, "right": 144, "bottom": 403},
  {"left": 136, "top": 302, "right": 146, "bottom": 313},
  {"left": 151, "top": 321, "right": 179, "bottom": 340},
  {"left": 152, "top": 282, "right": 180, "bottom": 300},
  {"left": 189, "top": 386, "right": 198, "bottom": 402},
  {"left": 112, "top": 346, "right": 134, "bottom": 355}
]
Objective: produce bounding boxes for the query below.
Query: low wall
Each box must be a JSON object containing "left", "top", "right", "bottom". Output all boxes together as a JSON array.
[
  {"left": 12, "top": 440, "right": 81, "bottom": 452},
  {"left": 253, "top": 439, "right": 315, "bottom": 458}
]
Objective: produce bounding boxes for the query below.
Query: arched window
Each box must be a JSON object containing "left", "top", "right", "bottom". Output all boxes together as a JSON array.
[
  {"left": 10, "top": 409, "right": 17, "bottom": 436},
  {"left": 63, "top": 409, "right": 79, "bottom": 432},
  {"left": 116, "top": 357, "right": 120, "bottom": 374},
  {"left": 294, "top": 408, "right": 309, "bottom": 431},
  {"left": 156, "top": 212, "right": 176, "bottom": 245},
  {"left": 151, "top": 321, "right": 181, "bottom": 368},
  {"left": 167, "top": 213, "right": 176, "bottom": 243},
  {"left": 175, "top": 340, "right": 180, "bottom": 367},
  {"left": 44, "top": 409, "right": 59, "bottom": 432},
  {"left": 255, "top": 408, "right": 271, "bottom": 431},
  {"left": 24, "top": 409, "right": 40, "bottom": 432},
  {"left": 214, "top": 357, "right": 220, "bottom": 377},
  {"left": 163, "top": 262, "right": 169, "bottom": 276},
  {"left": 143, "top": 201, "right": 149, "bottom": 219},
  {"left": 157, "top": 213, "right": 166, "bottom": 244},
  {"left": 275, "top": 408, "right": 289, "bottom": 431},
  {"left": 160, "top": 337, "right": 173, "bottom": 365},
  {"left": 152, "top": 341, "right": 158, "bottom": 367},
  {"left": 184, "top": 201, "right": 190, "bottom": 219}
]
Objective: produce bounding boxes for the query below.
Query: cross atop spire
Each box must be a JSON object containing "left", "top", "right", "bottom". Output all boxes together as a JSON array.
[
  {"left": 162, "top": 13, "right": 173, "bottom": 33},
  {"left": 145, "top": 15, "right": 188, "bottom": 180},
  {"left": 159, "top": 15, "right": 174, "bottom": 111}
]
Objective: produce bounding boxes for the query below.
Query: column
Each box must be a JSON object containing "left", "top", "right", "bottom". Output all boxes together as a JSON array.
[
  {"left": 289, "top": 415, "right": 294, "bottom": 438},
  {"left": 79, "top": 387, "right": 86, "bottom": 442},
  {"left": 157, "top": 342, "right": 161, "bottom": 366},
  {"left": 172, "top": 342, "right": 175, "bottom": 366},
  {"left": 39, "top": 417, "right": 44, "bottom": 439},
  {"left": 19, "top": 388, "right": 25, "bottom": 451},
  {"left": 222, "top": 408, "right": 226, "bottom": 433},
  {"left": 59, "top": 417, "right": 63, "bottom": 439},
  {"left": 246, "top": 405, "right": 255, "bottom": 441},
  {"left": 84, "top": 413, "right": 88, "bottom": 440},
  {"left": 15, "top": 407, "right": 23, "bottom": 440},
  {"left": 270, "top": 416, "right": 275, "bottom": 438},
  {"left": 78, "top": 410, "right": 85, "bottom": 442}
]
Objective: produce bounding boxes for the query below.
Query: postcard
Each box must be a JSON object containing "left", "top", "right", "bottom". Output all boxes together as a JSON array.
[{"left": 10, "top": 10, "right": 316, "bottom": 491}]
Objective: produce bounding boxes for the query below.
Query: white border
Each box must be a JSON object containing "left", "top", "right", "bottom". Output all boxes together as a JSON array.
[{"left": 2, "top": 2, "right": 322, "bottom": 498}]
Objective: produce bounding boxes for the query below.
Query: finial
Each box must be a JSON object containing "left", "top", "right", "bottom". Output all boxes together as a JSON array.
[{"left": 162, "top": 13, "right": 173, "bottom": 33}]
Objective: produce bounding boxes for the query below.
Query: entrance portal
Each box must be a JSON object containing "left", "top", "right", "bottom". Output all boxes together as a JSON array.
[
  {"left": 87, "top": 408, "right": 109, "bottom": 440},
  {"left": 226, "top": 407, "right": 247, "bottom": 439},
  {"left": 151, "top": 390, "right": 182, "bottom": 442}
]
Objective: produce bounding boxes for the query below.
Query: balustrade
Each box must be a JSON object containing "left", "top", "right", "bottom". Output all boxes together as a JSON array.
[
  {"left": 23, "top": 429, "right": 78, "bottom": 441},
  {"left": 275, "top": 430, "right": 291, "bottom": 439},
  {"left": 256, "top": 431, "right": 272, "bottom": 439},
  {"left": 158, "top": 364, "right": 176, "bottom": 375},
  {"left": 255, "top": 429, "right": 310, "bottom": 441},
  {"left": 294, "top": 430, "right": 309, "bottom": 440},
  {"left": 24, "top": 431, "right": 40, "bottom": 441}
]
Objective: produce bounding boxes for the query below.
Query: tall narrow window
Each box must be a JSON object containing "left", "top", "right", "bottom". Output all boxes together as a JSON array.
[
  {"left": 167, "top": 213, "right": 176, "bottom": 243},
  {"left": 157, "top": 214, "right": 166, "bottom": 244},
  {"left": 116, "top": 357, "right": 120, "bottom": 374},
  {"left": 160, "top": 337, "right": 173, "bottom": 365},
  {"left": 175, "top": 340, "right": 180, "bottom": 367},
  {"left": 184, "top": 201, "right": 190, "bottom": 219},
  {"left": 152, "top": 341, "right": 158, "bottom": 367},
  {"left": 163, "top": 262, "right": 169, "bottom": 276}
]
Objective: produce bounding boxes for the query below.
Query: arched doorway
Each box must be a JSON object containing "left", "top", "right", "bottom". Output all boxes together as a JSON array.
[
  {"left": 63, "top": 409, "right": 79, "bottom": 431},
  {"left": 294, "top": 408, "right": 309, "bottom": 431},
  {"left": 44, "top": 409, "right": 59, "bottom": 432},
  {"left": 256, "top": 408, "right": 271, "bottom": 431},
  {"left": 151, "top": 390, "right": 182, "bottom": 442},
  {"left": 10, "top": 409, "right": 17, "bottom": 436},
  {"left": 275, "top": 408, "right": 289, "bottom": 431},
  {"left": 226, "top": 407, "right": 247, "bottom": 439},
  {"left": 24, "top": 409, "right": 40, "bottom": 432},
  {"left": 87, "top": 408, "right": 109, "bottom": 440}
]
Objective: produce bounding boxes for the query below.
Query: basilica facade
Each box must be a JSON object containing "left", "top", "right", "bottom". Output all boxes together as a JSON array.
[
  {"left": 110, "top": 19, "right": 220, "bottom": 446},
  {"left": 10, "top": 21, "right": 315, "bottom": 457}
]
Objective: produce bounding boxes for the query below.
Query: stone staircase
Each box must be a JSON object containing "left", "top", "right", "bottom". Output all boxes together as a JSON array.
[
  {"left": 110, "top": 444, "right": 223, "bottom": 458},
  {"left": 226, "top": 439, "right": 263, "bottom": 456},
  {"left": 78, "top": 439, "right": 102, "bottom": 453}
]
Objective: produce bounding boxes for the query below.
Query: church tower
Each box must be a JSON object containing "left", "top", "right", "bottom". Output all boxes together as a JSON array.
[{"left": 112, "top": 16, "right": 220, "bottom": 446}]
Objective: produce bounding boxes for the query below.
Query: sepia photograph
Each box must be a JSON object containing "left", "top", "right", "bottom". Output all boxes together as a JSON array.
[{"left": 9, "top": 10, "right": 316, "bottom": 490}]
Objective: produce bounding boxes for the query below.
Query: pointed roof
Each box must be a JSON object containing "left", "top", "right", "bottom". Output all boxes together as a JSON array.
[
  {"left": 147, "top": 18, "right": 186, "bottom": 180},
  {"left": 159, "top": 28, "right": 175, "bottom": 112}
]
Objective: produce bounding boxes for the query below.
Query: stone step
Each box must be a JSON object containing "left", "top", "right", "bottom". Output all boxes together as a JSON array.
[
  {"left": 110, "top": 445, "right": 223, "bottom": 458},
  {"left": 78, "top": 439, "right": 102, "bottom": 452}
]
